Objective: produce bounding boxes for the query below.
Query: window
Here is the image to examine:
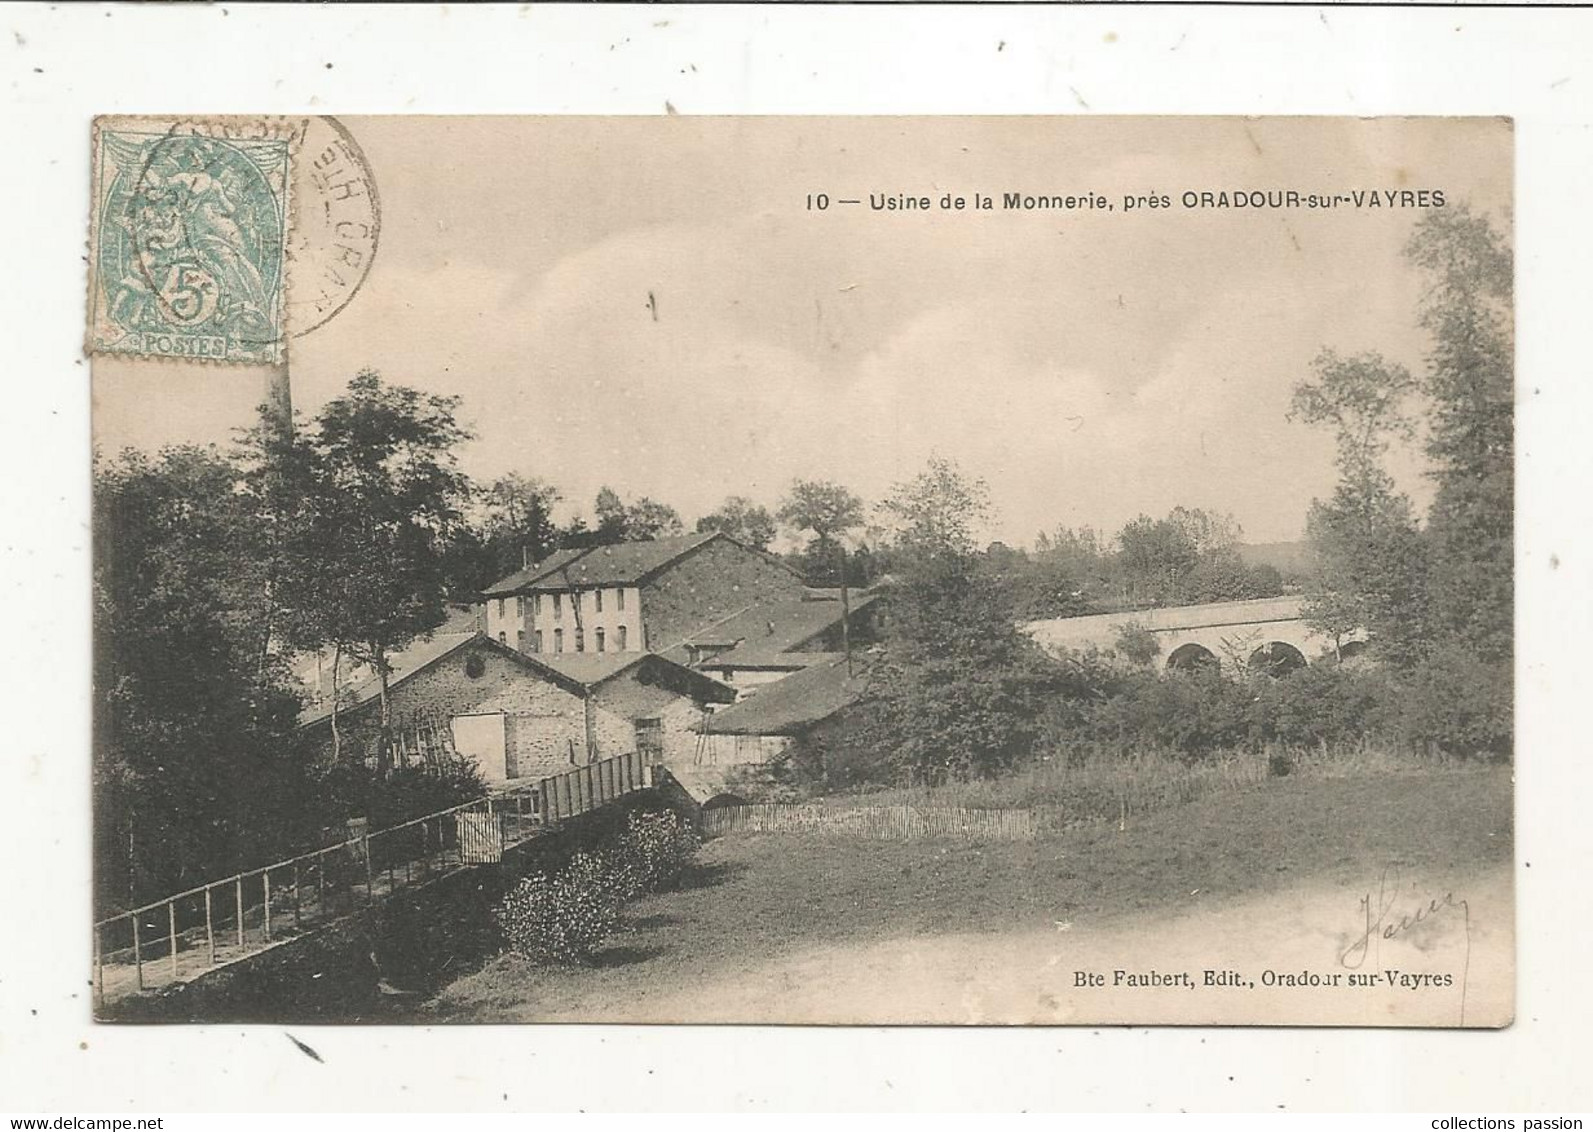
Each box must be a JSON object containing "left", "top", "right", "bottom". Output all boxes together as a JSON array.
[
  {"left": 516, "top": 629, "right": 526, "bottom": 651},
  {"left": 575, "top": 628, "right": 585, "bottom": 653},
  {"left": 496, "top": 598, "right": 506, "bottom": 620},
  {"left": 595, "top": 589, "right": 605, "bottom": 613},
  {"left": 554, "top": 628, "right": 564, "bottom": 653},
  {"left": 515, "top": 595, "right": 525, "bottom": 619},
  {"left": 617, "top": 589, "right": 626, "bottom": 611},
  {"left": 532, "top": 593, "right": 542, "bottom": 616},
  {"left": 533, "top": 630, "right": 543, "bottom": 653},
  {"left": 553, "top": 593, "right": 563, "bottom": 619},
  {"left": 596, "top": 629, "right": 606, "bottom": 653},
  {"left": 497, "top": 632, "right": 507, "bottom": 645},
  {"left": 634, "top": 717, "right": 663, "bottom": 763},
  {"left": 617, "top": 625, "right": 628, "bottom": 651}
]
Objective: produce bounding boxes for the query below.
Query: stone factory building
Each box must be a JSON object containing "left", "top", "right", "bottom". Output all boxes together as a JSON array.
[
  {"left": 298, "top": 631, "right": 734, "bottom": 787},
  {"left": 478, "top": 532, "right": 808, "bottom": 659}
]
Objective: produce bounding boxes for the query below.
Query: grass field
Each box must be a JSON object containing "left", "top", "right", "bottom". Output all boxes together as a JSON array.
[{"left": 422, "top": 765, "right": 1512, "bottom": 1024}]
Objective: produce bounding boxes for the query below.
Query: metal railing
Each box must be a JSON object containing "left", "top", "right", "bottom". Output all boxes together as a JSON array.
[{"left": 93, "top": 750, "right": 651, "bottom": 1006}]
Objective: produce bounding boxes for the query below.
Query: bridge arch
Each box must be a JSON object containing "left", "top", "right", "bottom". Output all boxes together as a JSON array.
[
  {"left": 1167, "top": 643, "right": 1219, "bottom": 673},
  {"left": 1248, "top": 641, "right": 1307, "bottom": 678}
]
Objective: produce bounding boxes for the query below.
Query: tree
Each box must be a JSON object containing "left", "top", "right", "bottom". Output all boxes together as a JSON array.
[
  {"left": 855, "top": 458, "right": 1056, "bottom": 782},
  {"left": 877, "top": 456, "right": 992, "bottom": 569},
  {"left": 695, "top": 495, "right": 777, "bottom": 551},
  {"left": 93, "top": 446, "right": 313, "bottom": 912},
  {"left": 483, "top": 473, "right": 560, "bottom": 573},
  {"left": 1407, "top": 207, "right": 1513, "bottom": 666},
  {"left": 623, "top": 497, "right": 685, "bottom": 541},
  {"left": 1289, "top": 349, "right": 1429, "bottom": 661},
  {"left": 287, "top": 371, "right": 474, "bottom": 776},
  {"left": 779, "top": 477, "right": 867, "bottom": 664},
  {"left": 591, "top": 486, "right": 683, "bottom": 543},
  {"left": 1116, "top": 514, "right": 1199, "bottom": 606}
]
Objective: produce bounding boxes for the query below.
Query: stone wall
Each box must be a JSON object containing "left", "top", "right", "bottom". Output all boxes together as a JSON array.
[
  {"left": 312, "top": 639, "right": 587, "bottom": 782},
  {"left": 589, "top": 665, "right": 720, "bottom": 765}
]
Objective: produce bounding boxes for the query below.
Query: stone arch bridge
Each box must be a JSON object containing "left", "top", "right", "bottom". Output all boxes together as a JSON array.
[{"left": 1024, "top": 596, "right": 1364, "bottom": 676}]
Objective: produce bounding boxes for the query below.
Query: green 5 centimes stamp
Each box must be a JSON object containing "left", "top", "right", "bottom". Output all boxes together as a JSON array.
[{"left": 88, "top": 118, "right": 297, "bottom": 364}]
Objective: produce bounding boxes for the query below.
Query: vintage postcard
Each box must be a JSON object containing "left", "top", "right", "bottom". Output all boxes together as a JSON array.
[{"left": 88, "top": 115, "right": 1513, "bottom": 1027}]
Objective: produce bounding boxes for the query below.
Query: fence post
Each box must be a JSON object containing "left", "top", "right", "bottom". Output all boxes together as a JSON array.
[
  {"left": 204, "top": 886, "right": 215, "bottom": 966},
  {"left": 235, "top": 877, "right": 244, "bottom": 948},
  {"left": 168, "top": 900, "right": 179, "bottom": 977},
  {"left": 262, "top": 872, "right": 272, "bottom": 943},
  {"left": 292, "top": 862, "right": 302, "bottom": 929},
  {"left": 317, "top": 848, "right": 327, "bottom": 910},
  {"left": 132, "top": 914, "right": 144, "bottom": 991},
  {"left": 364, "top": 836, "right": 374, "bottom": 902}
]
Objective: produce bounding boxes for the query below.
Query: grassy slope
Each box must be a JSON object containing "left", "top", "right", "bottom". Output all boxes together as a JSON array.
[{"left": 424, "top": 767, "right": 1511, "bottom": 1022}]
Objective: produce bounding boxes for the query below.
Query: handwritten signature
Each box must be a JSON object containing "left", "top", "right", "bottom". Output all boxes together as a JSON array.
[{"left": 1339, "top": 864, "right": 1470, "bottom": 970}]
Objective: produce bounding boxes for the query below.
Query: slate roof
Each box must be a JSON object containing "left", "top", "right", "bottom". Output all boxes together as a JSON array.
[
  {"left": 694, "top": 656, "right": 872, "bottom": 737},
  {"left": 481, "top": 533, "right": 723, "bottom": 597},
  {"left": 298, "top": 633, "right": 735, "bottom": 728},
  {"left": 663, "top": 593, "right": 880, "bottom": 668}
]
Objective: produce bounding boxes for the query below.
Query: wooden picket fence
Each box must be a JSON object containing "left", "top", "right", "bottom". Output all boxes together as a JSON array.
[{"left": 701, "top": 802, "right": 1038, "bottom": 842}]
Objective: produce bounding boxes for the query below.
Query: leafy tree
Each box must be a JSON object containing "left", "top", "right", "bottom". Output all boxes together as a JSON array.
[
  {"left": 1116, "top": 514, "right": 1199, "bottom": 606},
  {"left": 483, "top": 473, "right": 560, "bottom": 574},
  {"left": 93, "top": 446, "right": 313, "bottom": 912},
  {"left": 778, "top": 479, "right": 865, "bottom": 564},
  {"left": 1113, "top": 621, "right": 1162, "bottom": 669},
  {"left": 624, "top": 497, "right": 685, "bottom": 540},
  {"left": 852, "top": 458, "right": 1059, "bottom": 782},
  {"left": 594, "top": 486, "right": 628, "bottom": 543},
  {"left": 591, "top": 486, "right": 684, "bottom": 543},
  {"left": 695, "top": 495, "right": 777, "bottom": 551},
  {"left": 1289, "top": 349, "right": 1429, "bottom": 661},
  {"left": 1408, "top": 207, "right": 1513, "bottom": 666},
  {"left": 878, "top": 455, "right": 992, "bottom": 570},
  {"left": 285, "top": 371, "right": 474, "bottom": 776}
]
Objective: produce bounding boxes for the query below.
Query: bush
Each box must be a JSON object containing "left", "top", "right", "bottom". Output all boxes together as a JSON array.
[
  {"left": 610, "top": 810, "right": 701, "bottom": 898},
  {"left": 493, "top": 810, "right": 701, "bottom": 965},
  {"left": 496, "top": 851, "right": 622, "bottom": 965}
]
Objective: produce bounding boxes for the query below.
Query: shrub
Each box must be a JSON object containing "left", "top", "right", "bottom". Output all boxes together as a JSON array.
[
  {"left": 496, "top": 851, "right": 622, "bottom": 965},
  {"left": 493, "top": 810, "right": 701, "bottom": 965},
  {"left": 610, "top": 810, "right": 701, "bottom": 898}
]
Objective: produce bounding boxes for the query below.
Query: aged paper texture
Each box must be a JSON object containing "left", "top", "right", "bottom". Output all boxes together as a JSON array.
[{"left": 89, "top": 115, "right": 1513, "bottom": 1028}]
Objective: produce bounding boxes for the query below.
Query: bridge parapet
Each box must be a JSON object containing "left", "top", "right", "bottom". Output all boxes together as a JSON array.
[{"left": 1024, "top": 595, "right": 1363, "bottom": 675}]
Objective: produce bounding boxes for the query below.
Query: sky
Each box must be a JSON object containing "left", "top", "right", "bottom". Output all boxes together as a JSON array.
[{"left": 91, "top": 116, "right": 1513, "bottom": 547}]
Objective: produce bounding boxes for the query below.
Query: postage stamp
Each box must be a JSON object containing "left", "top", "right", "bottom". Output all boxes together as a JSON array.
[{"left": 87, "top": 117, "right": 297, "bottom": 364}]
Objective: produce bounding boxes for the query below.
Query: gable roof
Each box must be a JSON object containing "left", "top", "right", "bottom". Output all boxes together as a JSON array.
[
  {"left": 298, "top": 632, "right": 492, "bottom": 727},
  {"left": 662, "top": 593, "right": 880, "bottom": 668},
  {"left": 537, "top": 652, "right": 737, "bottom": 701},
  {"left": 694, "top": 656, "right": 872, "bottom": 737},
  {"left": 298, "top": 632, "right": 738, "bottom": 728},
  {"left": 481, "top": 532, "right": 722, "bottom": 597}
]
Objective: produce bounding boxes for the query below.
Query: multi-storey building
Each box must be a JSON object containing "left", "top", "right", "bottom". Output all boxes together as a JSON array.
[{"left": 479, "top": 532, "right": 808, "bottom": 657}]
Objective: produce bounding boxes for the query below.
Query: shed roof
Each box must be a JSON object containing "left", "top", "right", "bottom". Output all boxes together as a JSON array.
[{"left": 694, "top": 656, "right": 871, "bottom": 737}]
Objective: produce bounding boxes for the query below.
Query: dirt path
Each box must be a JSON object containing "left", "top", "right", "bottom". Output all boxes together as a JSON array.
[{"left": 496, "top": 861, "right": 1512, "bottom": 1027}]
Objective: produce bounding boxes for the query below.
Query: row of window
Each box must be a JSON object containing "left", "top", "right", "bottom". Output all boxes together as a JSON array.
[
  {"left": 496, "top": 625, "right": 628, "bottom": 654},
  {"left": 495, "top": 588, "right": 627, "bottom": 624}
]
